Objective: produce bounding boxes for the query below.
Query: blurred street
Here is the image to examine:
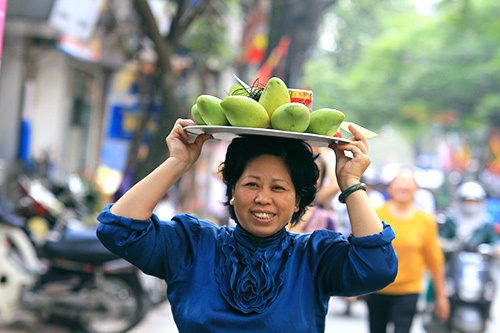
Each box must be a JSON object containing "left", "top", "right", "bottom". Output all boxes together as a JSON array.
[{"left": 3, "top": 261, "right": 499, "bottom": 333}]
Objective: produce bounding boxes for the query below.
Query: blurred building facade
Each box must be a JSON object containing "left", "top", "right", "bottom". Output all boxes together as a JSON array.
[
  {"left": 0, "top": 0, "right": 129, "bottom": 181},
  {"left": 0, "top": 1, "right": 244, "bottom": 197}
]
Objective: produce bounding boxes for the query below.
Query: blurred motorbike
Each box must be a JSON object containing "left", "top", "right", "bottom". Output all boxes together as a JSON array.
[
  {"left": 0, "top": 175, "right": 165, "bottom": 332},
  {"left": 424, "top": 243, "right": 496, "bottom": 333},
  {"left": 446, "top": 243, "right": 496, "bottom": 333}
]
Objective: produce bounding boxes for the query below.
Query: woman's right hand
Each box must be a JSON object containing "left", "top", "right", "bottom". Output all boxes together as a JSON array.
[
  {"left": 166, "top": 118, "right": 212, "bottom": 172},
  {"left": 330, "top": 123, "right": 371, "bottom": 191}
]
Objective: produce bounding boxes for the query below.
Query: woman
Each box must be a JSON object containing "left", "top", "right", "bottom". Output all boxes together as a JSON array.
[
  {"left": 366, "top": 168, "right": 449, "bottom": 333},
  {"left": 96, "top": 119, "right": 398, "bottom": 332}
]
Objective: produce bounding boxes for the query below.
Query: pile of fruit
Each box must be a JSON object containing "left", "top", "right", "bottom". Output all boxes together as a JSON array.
[{"left": 191, "top": 76, "right": 346, "bottom": 137}]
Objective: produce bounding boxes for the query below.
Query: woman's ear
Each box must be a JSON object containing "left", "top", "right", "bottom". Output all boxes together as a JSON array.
[
  {"left": 294, "top": 198, "right": 300, "bottom": 213},
  {"left": 230, "top": 189, "right": 235, "bottom": 205}
]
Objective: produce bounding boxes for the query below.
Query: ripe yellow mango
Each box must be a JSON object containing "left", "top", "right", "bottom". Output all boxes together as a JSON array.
[
  {"left": 306, "top": 108, "right": 345, "bottom": 136},
  {"left": 258, "top": 77, "right": 291, "bottom": 118},
  {"left": 271, "top": 103, "right": 311, "bottom": 132},
  {"left": 191, "top": 104, "right": 206, "bottom": 125},
  {"left": 196, "top": 95, "right": 229, "bottom": 126},
  {"left": 220, "top": 96, "right": 270, "bottom": 128}
]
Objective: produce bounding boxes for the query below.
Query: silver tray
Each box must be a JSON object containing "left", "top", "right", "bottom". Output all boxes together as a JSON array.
[{"left": 185, "top": 125, "right": 350, "bottom": 147}]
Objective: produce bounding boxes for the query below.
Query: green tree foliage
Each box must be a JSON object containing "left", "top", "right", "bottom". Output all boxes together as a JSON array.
[
  {"left": 182, "top": 2, "right": 237, "bottom": 76},
  {"left": 304, "top": 0, "right": 500, "bottom": 140}
]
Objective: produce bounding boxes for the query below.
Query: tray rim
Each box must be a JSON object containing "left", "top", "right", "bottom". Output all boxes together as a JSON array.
[{"left": 184, "top": 125, "right": 350, "bottom": 147}]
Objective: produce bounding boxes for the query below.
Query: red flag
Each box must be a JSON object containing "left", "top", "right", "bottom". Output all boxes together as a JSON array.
[
  {"left": 239, "top": 1, "right": 268, "bottom": 65},
  {"left": 253, "top": 35, "right": 291, "bottom": 85}
]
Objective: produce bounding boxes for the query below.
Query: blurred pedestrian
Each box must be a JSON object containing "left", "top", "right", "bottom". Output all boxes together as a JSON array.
[
  {"left": 313, "top": 147, "right": 340, "bottom": 210},
  {"left": 439, "top": 180, "right": 500, "bottom": 255},
  {"left": 365, "top": 168, "right": 449, "bottom": 333},
  {"left": 96, "top": 119, "right": 398, "bottom": 332},
  {"left": 288, "top": 153, "right": 337, "bottom": 234}
]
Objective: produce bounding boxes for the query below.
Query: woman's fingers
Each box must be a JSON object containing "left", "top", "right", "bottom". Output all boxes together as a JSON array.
[
  {"left": 176, "top": 118, "right": 213, "bottom": 149},
  {"left": 329, "top": 124, "right": 372, "bottom": 189},
  {"left": 176, "top": 118, "right": 195, "bottom": 141},
  {"left": 331, "top": 139, "right": 368, "bottom": 159},
  {"left": 347, "top": 124, "right": 368, "bottom": 151},
  {"left": 348, "top": 123, "right": 368, "bottom": 143},
  {"left": 193, "top": 133, "right": 213, "bottom": 148}
]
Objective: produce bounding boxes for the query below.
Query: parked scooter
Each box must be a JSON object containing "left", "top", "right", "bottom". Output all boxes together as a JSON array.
[
  {"left": 15, "top": 173, "right": 168, "bottom": 307},
  {"left": 0, "top": 175, "right": 162, "bottom": 332},
  {"left": 424, "top": 243, "right": 496, "bottom": 333}
]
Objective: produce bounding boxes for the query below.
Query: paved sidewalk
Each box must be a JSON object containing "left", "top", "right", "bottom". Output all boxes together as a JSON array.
[{"left": 131, "top": 294, "right": 500, "bottom": 333}]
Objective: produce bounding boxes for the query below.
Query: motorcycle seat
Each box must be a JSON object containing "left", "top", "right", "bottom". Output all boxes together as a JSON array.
[{"left": 43, "top": 228, "right": 120, "bottom": 265}]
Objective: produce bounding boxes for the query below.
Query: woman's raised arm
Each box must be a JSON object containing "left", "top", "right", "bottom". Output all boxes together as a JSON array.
[
  {"left": 329, "top": 124, "right": 383, "bottom": 237},
  {"left": 110, "top": 118, "right": 212, "bottom": 220}
]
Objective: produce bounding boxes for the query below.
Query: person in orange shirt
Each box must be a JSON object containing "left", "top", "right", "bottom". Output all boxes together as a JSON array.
[{"left": 365, "top": 168, "right": 449, "bottom": 333}]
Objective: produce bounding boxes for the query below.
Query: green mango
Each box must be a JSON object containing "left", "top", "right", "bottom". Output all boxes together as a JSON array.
[
  {"left": 228, "top": 83, "right": 251, "bottom": 97},
  {"left": 191, "top": 104, "right": 206, "bottom": 125},
  {"left": 305, "top": 108, "right": 345, "bottom": 136},
  {"left": 258, "top": 77, "right": 291, "bottom": 118},
  {"left": 196, "top": 95, "right": 229, "bottom": 126},
  {"left": 271, "top": 103, "right": 311, "bottom": 132},
  {"left": 220, "top": 96, "right": 270, "bottom": 128}
]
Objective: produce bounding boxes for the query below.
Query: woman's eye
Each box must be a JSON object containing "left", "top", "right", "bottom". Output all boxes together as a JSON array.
[
  {"left": 245, "top": 182, "right": 258, "bottom": 187},
  {"left": 273, "top": 185, "right": 285, "bottom": 191}
]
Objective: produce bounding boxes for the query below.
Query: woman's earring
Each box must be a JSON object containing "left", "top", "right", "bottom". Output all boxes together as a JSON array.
[{"left": 229, "top": 198, "right": 234, "bottom": 205}]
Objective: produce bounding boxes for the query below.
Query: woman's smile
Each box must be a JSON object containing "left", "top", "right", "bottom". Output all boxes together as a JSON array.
[
  {"left": 232, "top": 154, "right": 299, "bottom": 237},
  {"left": 251, "top": 210, "right": 276, "bottom": 222}
]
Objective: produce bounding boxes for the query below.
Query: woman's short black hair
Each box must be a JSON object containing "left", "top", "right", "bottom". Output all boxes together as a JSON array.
[{"left": 219, "top": 135, "right": 319, "bottom": 226}]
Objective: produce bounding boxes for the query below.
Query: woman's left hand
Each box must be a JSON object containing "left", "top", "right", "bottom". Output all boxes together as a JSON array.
[
  {"left": 434, "top": 295, "right": 450, "bottom": 322},
  {"left": 329, "top": 124, "right": 371, "bottom": 191}
]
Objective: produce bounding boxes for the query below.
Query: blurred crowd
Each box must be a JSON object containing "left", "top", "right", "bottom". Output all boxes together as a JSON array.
[{"left": 150, "top": 140, "right": 500, "bottom": 238}]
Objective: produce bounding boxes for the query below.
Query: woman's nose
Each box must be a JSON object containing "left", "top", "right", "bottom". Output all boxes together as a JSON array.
[{"left": 255, "top": 189, "right": 272, "bottom": 204}]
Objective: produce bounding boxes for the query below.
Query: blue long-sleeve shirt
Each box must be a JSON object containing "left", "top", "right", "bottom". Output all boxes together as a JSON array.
[{"left": 97, "top": 204, "right": 397, "bottom": 332}]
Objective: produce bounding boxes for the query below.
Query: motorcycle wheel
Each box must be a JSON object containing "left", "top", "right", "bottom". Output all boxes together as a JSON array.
[{"left": 77, "top": 275, "right": 145, "bottom": 333}]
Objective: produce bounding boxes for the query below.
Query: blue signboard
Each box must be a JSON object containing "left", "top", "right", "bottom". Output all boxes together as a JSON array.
[{"left": 107, "top": 102, "right": 161, "bottom": 141}]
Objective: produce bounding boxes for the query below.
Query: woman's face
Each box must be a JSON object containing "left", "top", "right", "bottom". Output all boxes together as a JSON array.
[
  {"left": 231, "top": 154, "right": 299, "bottom": 237},
  {"left": 388, "top": 170, "right": 418, "bottom": 204}
]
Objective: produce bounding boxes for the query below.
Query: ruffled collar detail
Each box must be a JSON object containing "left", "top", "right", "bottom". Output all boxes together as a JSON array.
[
  {"left": 233, "top": 224, "right": 288, "bottom": 251},
  {"left": 215, "top": 225, "right": 293, "bottom": 314}
]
